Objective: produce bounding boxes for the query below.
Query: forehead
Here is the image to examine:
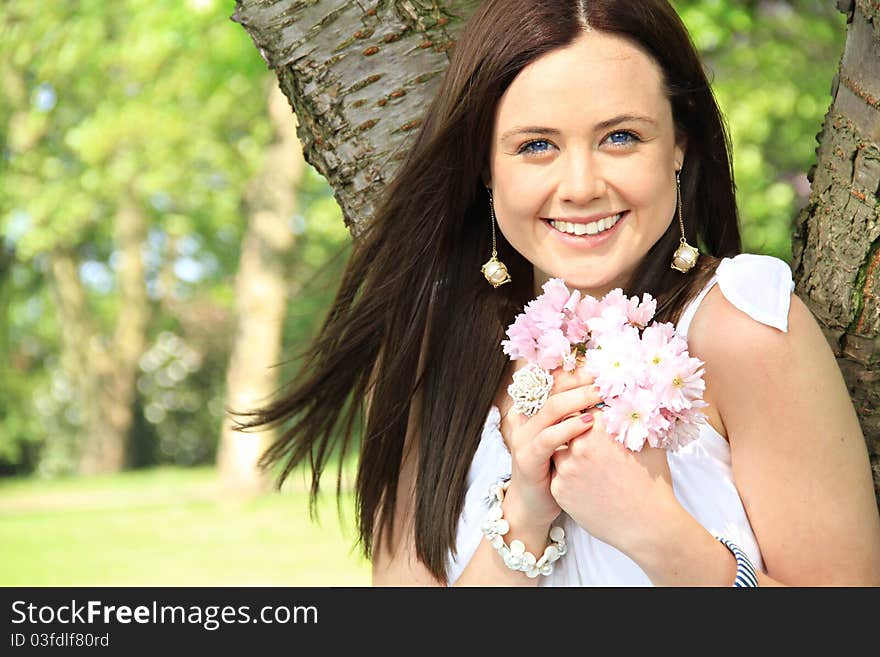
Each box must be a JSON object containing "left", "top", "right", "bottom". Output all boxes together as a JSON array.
[{"left": 494, "top": 31, "right": 669, "bottom": 131}]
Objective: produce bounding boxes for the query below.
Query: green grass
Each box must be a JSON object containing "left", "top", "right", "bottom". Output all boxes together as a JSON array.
[{"left": 0, "top": 466, "right": 371, "bottom": 586}]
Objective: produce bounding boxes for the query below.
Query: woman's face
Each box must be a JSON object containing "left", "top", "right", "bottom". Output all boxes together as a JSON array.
[{"left": 486, "top": 30, "right": 686, "bottom": 299}]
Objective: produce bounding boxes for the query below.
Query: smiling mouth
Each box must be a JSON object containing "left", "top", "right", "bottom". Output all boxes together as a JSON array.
[{"left": 543, "top": 212, "right": 626, "bottom": 237}]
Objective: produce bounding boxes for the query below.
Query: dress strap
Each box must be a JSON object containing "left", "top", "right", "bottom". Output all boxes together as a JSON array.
[
  {"left": 676, "top": 253, "right": 795, "bottom": 338},
  {"left": 676, "top": 274, "right": 719, "bottom": 338}
]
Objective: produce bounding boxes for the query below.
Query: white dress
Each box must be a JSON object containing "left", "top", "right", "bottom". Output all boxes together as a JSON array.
[{"left": 446, "top": 253, "right": 796, "bottom": 586}]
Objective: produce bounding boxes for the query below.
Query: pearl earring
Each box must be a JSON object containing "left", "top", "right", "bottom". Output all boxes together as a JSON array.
[
  {"left": 481, "top": 188, "right": 512, "bottom": 288},
  {"left": 670, "top": 169, "right": 699, "bottom": 274}
]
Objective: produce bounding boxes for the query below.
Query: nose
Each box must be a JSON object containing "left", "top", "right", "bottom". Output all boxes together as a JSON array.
[{"left": 556, "top": 148, "right": 605, "bottom": 205}]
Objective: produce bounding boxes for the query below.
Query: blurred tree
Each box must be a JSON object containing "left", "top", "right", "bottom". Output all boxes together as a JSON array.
[
  {"left": 1, "top": 0, "right": 273, "bottom": 474},
  {"left": 232, "top": 0, "right": 878, "bottom": 497},
  {"left": 674, "top": 0, "right": 846, "bottom": 260},
  {"left": 217, "top": 81, "right": 305, "bottom": 496},
  {"left": 1, "top": 0, "right": 871, "bottom": 492}
]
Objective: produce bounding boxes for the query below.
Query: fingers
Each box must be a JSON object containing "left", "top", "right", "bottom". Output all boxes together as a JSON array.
[
  {"left": 534, "top": 384, "right": 602, "bottom": 429},
  {"left": 503, "top": 362, "right": 603, "bottom": 468},
  {"left": 528, "top": 412, "right": 595, "bottom": 464},
  {"left": 548, "top": 363, "right": 594, "bottom": 395},
  {"left": 505, "top": 380, "right": 603, "bottom": 445}
]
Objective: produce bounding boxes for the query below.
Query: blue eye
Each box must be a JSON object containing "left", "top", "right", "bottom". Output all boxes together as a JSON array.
[
  {"left": 606, "top": 130, "right": 639, "bottom": 146},
  {"left": 518, "top": 139, "right": 553, "bottom": 155}
]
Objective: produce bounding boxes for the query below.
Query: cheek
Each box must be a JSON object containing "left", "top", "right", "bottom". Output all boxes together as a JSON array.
[
  {"left": 615, "top": 171, "right": 677, "bottom": 231},
  {"left": 495, "top": 172, "right": 546, "bottom": 218},
  {"left": 495, "top": 161, "right": 539, "bottom": 196},
  {"left": 611, "top": 165, "right": 668, "bottom": 207}
]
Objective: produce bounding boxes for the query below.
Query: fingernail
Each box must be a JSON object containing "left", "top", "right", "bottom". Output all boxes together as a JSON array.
[{"left": 580, "top": 413, "right": 594, "bottom": 424}]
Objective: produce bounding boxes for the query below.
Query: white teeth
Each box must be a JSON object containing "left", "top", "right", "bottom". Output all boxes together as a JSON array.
[{"left": 550, "top": 213, "right": 622, "bottom": 237}]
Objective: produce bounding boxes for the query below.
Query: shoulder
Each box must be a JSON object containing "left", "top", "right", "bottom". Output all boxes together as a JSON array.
[
  {"left": 690, "top": 284, "right": 820, "bottom": 376},
  {"left": 685, "top": 254, "right": 831, "bottom": 413},
  {"left": 687, "top": 253, "right": 796, "bottom": 354},
  {"left": 684, "top": 260, "right": 880, "bottom": 584},
  {"left": 685, "top": 259, "right": 853, "bottom": 454}
]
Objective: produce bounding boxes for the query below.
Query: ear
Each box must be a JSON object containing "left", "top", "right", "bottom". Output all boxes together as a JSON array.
[
  {"left": 674, "top": 134, "right": 688, "bottom": 171},
  {"left": 481, "top": 164, "right": 492, "bottom": 190}
]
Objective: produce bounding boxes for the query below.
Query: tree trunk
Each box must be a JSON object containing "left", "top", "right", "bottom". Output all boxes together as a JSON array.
[
  {"left": 50, "top": 194, "right": 149, "bottom": 474},
  {"left": 793, "top": 0, "right": 880, "bottom": 498},
  {"left": 232, "top": 0, "right": 480, "bottom": 239},
  {"left": 234, "top": 0, "right": 880, "bottom": 499},
  {"left": 49, "top": 250, "right": 104, "bottom": 467},
  {"left": 216, "top": 80, "right": 304, "bottom": 496}
]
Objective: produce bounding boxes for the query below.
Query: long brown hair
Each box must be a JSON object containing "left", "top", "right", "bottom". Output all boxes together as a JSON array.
[{"left": 239, "top": 0, "right": 741, "bottom": 584}]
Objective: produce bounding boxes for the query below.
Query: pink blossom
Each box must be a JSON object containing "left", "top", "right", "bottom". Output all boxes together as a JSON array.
[
  {"left": 538, "top": 278, "right": 574, "bottom": 311},
  {"left": 658, "top": 405, "right": 708, "bottom": 450},
  {"left": 502, "top": 279, "right": 589, "bottom": 362},
  {"left": 641, "top": 322, "right": 675, "bottom": 350},
  {"left": 574, "top": 293, "right": 602, "bottom": 322},
  {"left": 597, "top": 288, "right": 629, "bottom": 315},
  {"left": 531, "top": 306, "right": 564, "bottom": 334},
  {"left": 563, "top": 317, "right": 589, "bottom": 345},
  {"left": 502, "top": 278, "right": 707, "bottom": 452},
  {"left": 583, "top": 326, "right": 643, "bottom": 399},
  {"left": 641, "top": 322, "right": 679, "bottom": 387},
  {"left": 570, "top": 294, "right": 601, "bottom": 347},
  {"left": 625, "top": 292, "right": 657, "bottom": 327},
  {"left": 501, "top": 316, "right": 539, "bottom": 361},
  {"left": 668, "top": 334, "right": 689, "bottom": 357},
  {"left": 562, "top": 289, "right": 582, "bottom": 315},
  {"left": 559, "top": 285, "right": 589, "bottom": 344},
  {"left": 520, "top": 280, "right": 575, "bottom": 333},
  {"left": 654, "top": 355, "right": 706, "bottom": 412},
  {"left": 536, "top": 328, "right": 570, "bottom": 371},
  {"left": 603, "top": 388, "right": 669, "bottom": 451},
  {"left": 586, "top": 303, "right": 629, "bottom": 340}
]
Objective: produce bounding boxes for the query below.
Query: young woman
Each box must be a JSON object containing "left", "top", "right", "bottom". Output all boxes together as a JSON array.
[{"left": 247, "top": 0, "right": 880, "bottom": 585}]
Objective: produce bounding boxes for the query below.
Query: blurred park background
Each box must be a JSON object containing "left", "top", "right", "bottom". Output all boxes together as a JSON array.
[{"left": 0, "top": 0, "right": 847, "bottom": 585}]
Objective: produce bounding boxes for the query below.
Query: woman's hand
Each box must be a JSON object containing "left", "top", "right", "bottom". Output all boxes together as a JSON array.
[
  {"left": 501, "top": 364, "right": 603, "bottom": 530},
  {"left": 549, "top": 410, "right": 681, "bottom": 556}
]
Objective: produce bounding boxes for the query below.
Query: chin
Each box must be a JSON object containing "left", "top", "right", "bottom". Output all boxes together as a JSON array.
[
  {"left": 560, "top": 270, "right": 614, "bottom": 287},
  {"left": 567, "top": 274, "right": 627, "bottom": 298},
  {"left": 535, "top": 259, "right": 629, "bottom": 297}
]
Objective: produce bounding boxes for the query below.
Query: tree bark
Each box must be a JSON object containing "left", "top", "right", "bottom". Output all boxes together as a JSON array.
[
  {"left": 216, "top": 80, "right": 304, "bottom": 496},
  {"left": 234, "top": 0, "right": 880, "bottom": 499},
  {"left": 232, "top": 0, "right": 480, "bottom": 239},
  {"left": 793, "top": 0, "right": 880, "bottom": 499}
]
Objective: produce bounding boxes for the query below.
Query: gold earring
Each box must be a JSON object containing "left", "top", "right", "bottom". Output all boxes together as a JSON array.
[
  {"left": 482, "top": 188, "right": 512, "bottom": 288},
  {"left": 670, "top": 170, "right": 699, "bottom": 273}
]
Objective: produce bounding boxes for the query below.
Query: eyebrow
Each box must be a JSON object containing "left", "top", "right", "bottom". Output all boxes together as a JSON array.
[{"left": 500, "top": 114, "right": 657, "bottom": 142}]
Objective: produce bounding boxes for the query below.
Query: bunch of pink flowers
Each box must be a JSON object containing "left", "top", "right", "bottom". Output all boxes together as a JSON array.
[{"left": 501, "top": 278, "right": 708, "bottom": 452}]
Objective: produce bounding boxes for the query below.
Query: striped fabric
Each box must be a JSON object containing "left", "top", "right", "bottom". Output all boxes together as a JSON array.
[{"left": 717, "top": 536, "right": 759, "bottom": 587}]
